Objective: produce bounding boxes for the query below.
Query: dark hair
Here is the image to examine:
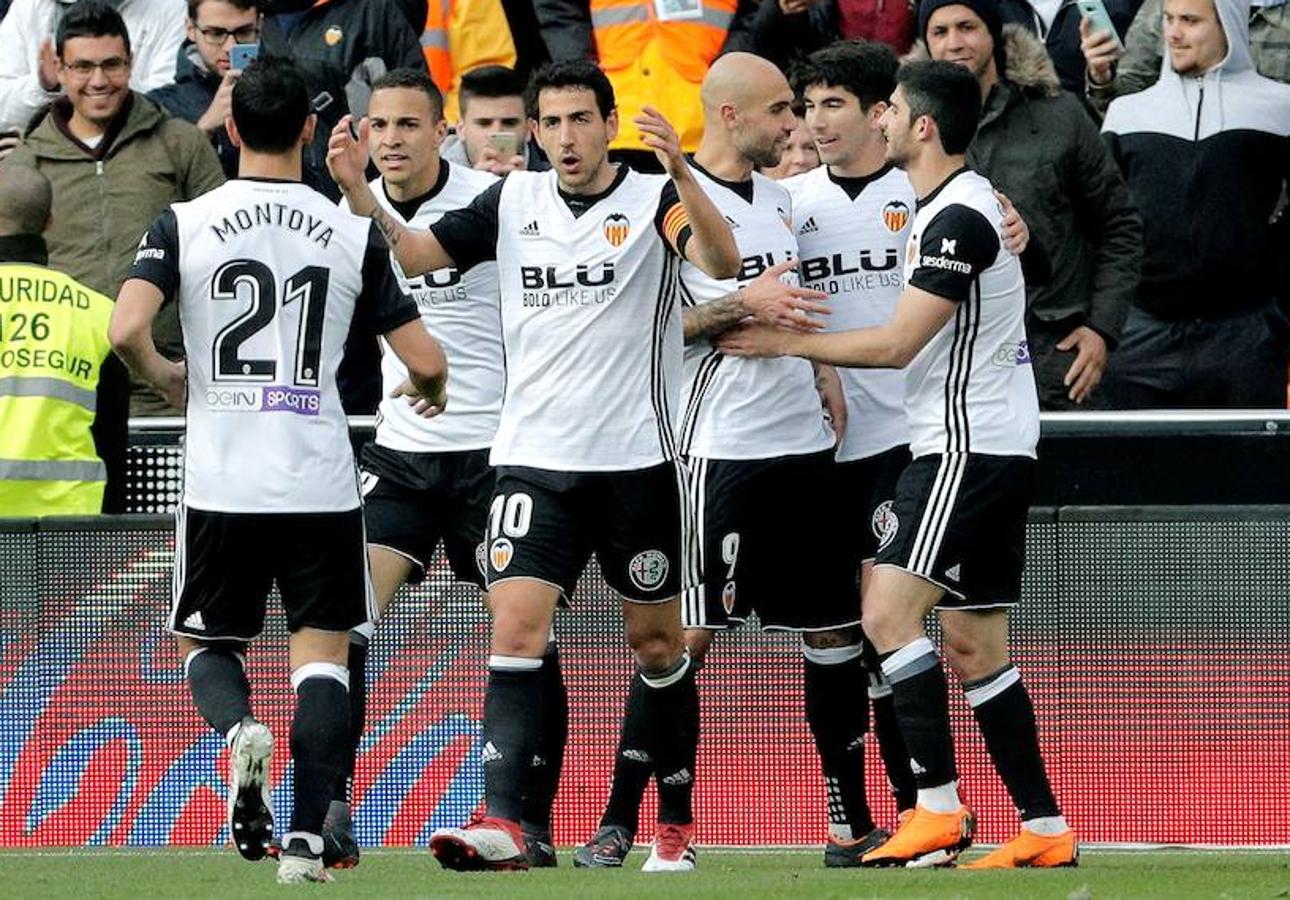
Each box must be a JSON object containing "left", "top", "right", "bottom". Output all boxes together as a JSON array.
[
  {"left": 896, "top": 61, "right": 982, "bottom": 155},
  {"left": 459, "top": 65, "right": 525, "bottom": 116},
  {"left": 231, "top": 55, "right": 310, "bottom": 154},
  {"left": 371, "top": 67, "right": 445, "bottom": 122},
  {"left": 186, "top": 0, "right": 258, "bottom": 18},
  {"left": 56, "top": 0, "right": 131, "bottom": 58},
  {"left": 524, "top": 60, "right": 615, "bottom": 121},
  {"left": 789, "top": 40, "right": 897, "bottom": 112}
]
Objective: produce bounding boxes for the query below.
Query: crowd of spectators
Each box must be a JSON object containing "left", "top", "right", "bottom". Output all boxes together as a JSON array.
[{"left": 0, "top": 0, "right": 1287, "bottom": 515}]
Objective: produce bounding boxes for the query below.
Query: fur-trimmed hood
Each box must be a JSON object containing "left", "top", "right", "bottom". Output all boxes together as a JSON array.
[{"left": 906, "top": 24, "right": 1062, "bottom": 98}]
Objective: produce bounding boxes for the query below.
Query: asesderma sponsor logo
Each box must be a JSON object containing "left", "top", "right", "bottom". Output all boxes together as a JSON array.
[{"left": 205, "top": 384, "right": 321, "bottom": 414}]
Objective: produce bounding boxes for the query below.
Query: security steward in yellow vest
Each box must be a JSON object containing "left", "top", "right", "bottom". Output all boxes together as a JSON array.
[{"left": 0, "top": 164, "right": 115, "bottom": 517}]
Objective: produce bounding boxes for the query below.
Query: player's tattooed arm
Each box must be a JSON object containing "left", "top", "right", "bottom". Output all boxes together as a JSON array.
[{"left": 682, "top": 258, "right": 830, "bottom": 343}]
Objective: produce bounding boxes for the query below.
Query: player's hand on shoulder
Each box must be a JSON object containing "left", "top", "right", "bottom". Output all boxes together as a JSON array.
[
  {"left": 390, "top": 377, "right": 447, "bottom": 419},
  {"left": 740, "top": 258, "right": 830, "bottom": 332},
  {"left": 634, "top": 106, "right": 686, "bottom": 177},
  {"left": 326, "top": 115, "right": 371, "bottom": 192},
  {"left": 996, "top": 191, "right": 1029, "bottom": 256},
  {"left": 716, "top": 323, "right": 791, "bottom": 359}
]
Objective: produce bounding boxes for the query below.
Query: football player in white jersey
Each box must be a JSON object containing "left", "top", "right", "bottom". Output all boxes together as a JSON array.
[
  {"left": 572, "top": 51, "right": 907, "bottom": 871},
  {"left": 306, "top": 69, "right": 564, "bottom": 871},
  {"left": 326, "top": 60, "right": 739, "bottom": 872},
  {"left": 109, "top": 57, "right": 448, "bottom": 884},
  {"left": 721, "top": 60, "right": 1073, "bottom": 870}
]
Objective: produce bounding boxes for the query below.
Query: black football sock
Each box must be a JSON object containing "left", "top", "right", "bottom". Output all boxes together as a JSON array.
[
  {"left": 864, "top": 641, "right": 918, "bottom": 812},
  {"left": 521, "top": 641, "right": 568, "bottom": 837},
  {"left": 641, "top": 654, "right": 699, "bottom": 827},
  {"left": 964, "top": 665, "right": 1061, "bottom": 821},
  {"left": 481, "top": 655, "right": 545, "bottom": 824},
  {"left": 879, "top": 638, "right": 958, "bottom": 795},
  {"left": 184, "top": 646, "right": 251, "bottom": 740},
  {"left": 332, "top": 624, "right": 371, "bottom": 814},
  {"left": 803, "top": 641, "right": 875, "bottom": 839},
  {"left": 289, "top": 663, "right": 351, "bottom": 836},
  {"left": 599, "top": 667, "right": 654, "bottom": 836}
]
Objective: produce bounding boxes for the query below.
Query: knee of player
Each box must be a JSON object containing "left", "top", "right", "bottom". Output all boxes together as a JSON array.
[
  {"left": 801, "top": 626, "right": 862, "bottom": 651},
  {"left": 860, "top": 602, "right": 908, "bottom": 652},
  {"left": 941, "top": 637, "right": 1007, "bottom": 682},
  {"left": 684, "top": 628, "right": 715, "bottom": 664},
  {"left": 630, "top": 632, "right": 684, "bottom": 672}
]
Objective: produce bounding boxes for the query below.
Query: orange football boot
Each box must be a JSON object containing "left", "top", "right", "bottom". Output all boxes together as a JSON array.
[
  {"left": 861, "top": 804, "right": 976, "bottom": 867},
  {"left": 961, "top": 828, "right": 1078, "bottom": 869}
]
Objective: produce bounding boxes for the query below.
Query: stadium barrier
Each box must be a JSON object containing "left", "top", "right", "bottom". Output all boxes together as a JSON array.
[{"left": 2, "top": 413, "right": 1288, "bottom": 849}]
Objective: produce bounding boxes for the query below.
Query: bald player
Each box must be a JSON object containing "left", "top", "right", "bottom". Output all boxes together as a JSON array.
[{"left": 572, "top": 53, "right": 904, "bottom": 871}]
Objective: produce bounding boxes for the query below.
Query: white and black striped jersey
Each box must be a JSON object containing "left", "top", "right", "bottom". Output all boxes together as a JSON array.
[
  {"left": 128, "top": 178, "right": 418, "bottom": 513},
  {"left": 342, "top": 163, "right": 503, "bottom": 453},
  {"left": 903, "top": 168, "right": 1038, "bottom": 459},
  {"left": 785, "top": 164, "right": 912, "bottom": 462},
  {"left": 430, "top": 166, "right": 690, "bottom": 471},
  {"left": 678, "top": 163, "right": 833, "bottom": 460}
]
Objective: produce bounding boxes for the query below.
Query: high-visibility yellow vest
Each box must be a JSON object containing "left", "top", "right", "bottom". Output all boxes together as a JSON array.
[
  {"left": 591, "top": 0, "right": 737, "bottom": 152},
  {"left": 0, "top": 262, "right": 113, "bottom": 517},
  {"left": 421, "top": 0, "right": 518, "bottom": 123}
]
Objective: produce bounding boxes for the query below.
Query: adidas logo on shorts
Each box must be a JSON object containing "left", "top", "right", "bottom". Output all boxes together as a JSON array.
[
  {"left": 183, "top": 611, "right": 205, "bottom": 631},
  {"left": 480, "top": 741, "right": 503, "bottom": 763}
]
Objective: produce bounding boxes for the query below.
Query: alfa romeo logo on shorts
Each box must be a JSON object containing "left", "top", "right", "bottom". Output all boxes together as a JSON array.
[
  {"left": 628, "top": 550, "right": 668, "bottom": 591},
  {"left": 490, "top": 538, "right": 514, "bottom": 573},
  {"left": 872, "top": 500, "right": 899, "bottom": 549}
]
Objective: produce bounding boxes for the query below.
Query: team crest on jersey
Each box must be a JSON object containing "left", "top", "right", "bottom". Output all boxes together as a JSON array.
[
  {"left": 628, "top": 550, "right": 668, "bottom": 591},
  {"left": 882, "top": 201, "right": 910, "bottom": 233},
  {"left": 324, "top": 25, "right": 343, "bottom": 46},
  {"left": 603, "top": 213, "right": 631, "bottom": 247},
  {"left": 721, "top": 580, "right": 737, "bottom": 614},
  {"left": 873, "top": 500, "right": 899, "bottom": 549},
  {"left": 490, "top": 538, "right": 514, "bottom": 573}
]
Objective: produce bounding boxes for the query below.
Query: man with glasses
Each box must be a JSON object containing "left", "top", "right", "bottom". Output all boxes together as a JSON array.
[
  {"left": 151, "top": 0, "right": 261, "bottom": 177},
  {"left": 0, "top": 0, "right": 186, "bottom": 134},
  {"left": 7, "top": 0, "right": 225, "bottom": 424}
]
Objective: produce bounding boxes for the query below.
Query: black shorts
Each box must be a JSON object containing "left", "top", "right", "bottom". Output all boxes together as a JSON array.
[
  {"left": 875, "top": 453, "right": 1034, "bottom": 609},
  {"left": 170, "top": 505, "right": 375, "bottom": 641},
  {"left": 682, "top": 450, "right": 860, "bottom": 632},
  {"left": 359, "top": 443, "right": 493, "bottom": 589},
  {"left": 835, "top": 444, "right": 912, "bottom": 565},
  {"left": 486, "top": 463, "right": 685, "bottom": 603}
]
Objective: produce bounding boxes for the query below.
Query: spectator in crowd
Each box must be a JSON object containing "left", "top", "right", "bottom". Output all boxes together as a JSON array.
[
  {"left": 757, "top": 105, "right": 819, "bottom": 178},
  {"left": 918, "top": 0, "right": 1143, "bottom": 408},
  {"left": 417, "top": 0, "right": 517, "bottom": 123},
  {"left": 1082, "top": 0, "right": 1289, "bottom": 109},
  {"left": 0, "top": 163, "right": 125, "bottom": 516},
  {"left": 6, "top": 1, "right": 225, "bottom": 415},
  {"left": 149, "top": 0, "right": 260, "bottom": 179},
  {"left": 258, "top": 0, "right": 425, "bottom": 200},
  {"left": 0, "top": 0, "right": 186, "bottom": 133},
  {"left": 743, "top": 0, "right": 916, "bottom": 70},
  {"left": 988, "top": 0, "right": 1141, "bottom": 96},
  {"left": 1100, "top": 0, "right": 1290, "bottom": 408},
  {"left": 440, "top": 64, "right": 548, "bottom": 174},
  {"left": 534, "top": 0, "right": 753, "bottom": 171}
]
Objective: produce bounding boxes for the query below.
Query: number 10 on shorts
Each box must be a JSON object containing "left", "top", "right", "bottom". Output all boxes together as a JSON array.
[{"left": 488, "top": 493, "right": 532, "bottom": 573}]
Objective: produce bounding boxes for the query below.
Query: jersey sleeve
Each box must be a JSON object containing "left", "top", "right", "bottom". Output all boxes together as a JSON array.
[
  {"left": 125, "top": 209, "right": 181, "bottom": 301},
  {"left": 355, "top": 224, "right": 420, "bottom": 336},
  {"left": 428, "top": 178, "right": 503, "bottom": 272},
  {"left": 653, "top": 180, "right": 693, "bottom": 258},
  {"left": 908, "top": 204, "right": 1001, "bottom": 303}
]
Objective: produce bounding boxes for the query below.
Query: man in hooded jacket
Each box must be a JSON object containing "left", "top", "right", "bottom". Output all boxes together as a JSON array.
[{"left": 1100, "top": 0, "right": 1290, "bottom": 408}]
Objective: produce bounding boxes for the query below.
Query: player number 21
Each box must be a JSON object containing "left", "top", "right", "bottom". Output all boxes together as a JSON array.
[{"left": 210, "top": 259, "right": 330, "bottom": 385}]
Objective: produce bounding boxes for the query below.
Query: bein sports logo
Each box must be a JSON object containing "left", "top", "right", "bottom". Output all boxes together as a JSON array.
[
  {"left": 991, "top": 340, "right": 1032, "bottom": 368},
  {"left": 205, "top": 385, "right": 321, "bottom": 415}
]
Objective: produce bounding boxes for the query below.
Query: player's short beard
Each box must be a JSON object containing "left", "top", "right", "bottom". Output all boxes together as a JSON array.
[{"left": 738, "top": 132, "right": 783, "bottom": 170}]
